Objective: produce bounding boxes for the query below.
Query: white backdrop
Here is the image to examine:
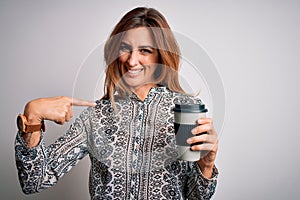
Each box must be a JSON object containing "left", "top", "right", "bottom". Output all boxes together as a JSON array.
[{"left": 1, "top": 1, "right": 300, "bottom": 199}]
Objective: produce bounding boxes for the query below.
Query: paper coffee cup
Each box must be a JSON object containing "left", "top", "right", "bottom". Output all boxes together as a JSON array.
[{"left": 173, "top": 103, "right": 208, "bottom": 161}]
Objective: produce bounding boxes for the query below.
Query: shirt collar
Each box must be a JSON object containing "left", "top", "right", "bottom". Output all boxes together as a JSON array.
[{"left": 128, "top": 86, "right": 168, "bottom": 103}]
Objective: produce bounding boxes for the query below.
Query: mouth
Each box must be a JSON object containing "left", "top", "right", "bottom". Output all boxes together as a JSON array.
[{"left": 127, "top": 67, "right": 144, "bottom": 76}]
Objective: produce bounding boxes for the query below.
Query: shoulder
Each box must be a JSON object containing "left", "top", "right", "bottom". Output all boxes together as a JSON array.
[
  {"left": 94, "top": 98, "right": 114, "bottom": 113},
  {"left": 94, "top": 98, "right": 125, "bottom": 117},
  {"left": 75, "top": 99, "right": 111, "bottom": 121},
  {"left": 164, "top": 88, "right": 203, "bottom": 105},
  {"left": 95, "top": 98, "right": 112, "bottom": 106}
]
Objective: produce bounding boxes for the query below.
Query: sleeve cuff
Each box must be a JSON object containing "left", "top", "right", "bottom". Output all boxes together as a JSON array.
[
  {"left": 193, "top": 162, "right": 218, "bottom": 182},
  {"left": 16, "top": 131, "right": 44, "bottom": 150}
]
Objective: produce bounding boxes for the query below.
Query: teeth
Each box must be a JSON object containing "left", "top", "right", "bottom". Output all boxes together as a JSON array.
[{"left": 128, "top": 68, "right": 143, "bottom": 74}]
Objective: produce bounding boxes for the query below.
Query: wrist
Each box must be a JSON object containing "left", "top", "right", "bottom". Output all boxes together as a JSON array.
[
  {"left": 21, "top": 131, "right": 41, "bottom": 148},
  {"left": 197, "top": 161, "right": 214, "bottom": 171},
  {"left": 26, "top": 114, "right": 43, "bottom": 124},
  {"left": 197, "top": 160, "right": 214, "bottom": 179},
  {"left": 24, "top": 100, "right": 43, "bottom": 124},
  {"left": 197, "top": 158, "right": 214, "bottom": 168}
]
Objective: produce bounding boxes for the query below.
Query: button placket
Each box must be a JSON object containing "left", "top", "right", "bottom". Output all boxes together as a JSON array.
[{"left": 130, "top": 101, "right": 146, "bottom": 199}]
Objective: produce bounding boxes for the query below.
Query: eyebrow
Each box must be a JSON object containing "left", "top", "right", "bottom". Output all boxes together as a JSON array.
[
  {"left": 139, "top": 45, "right": 155, "bottom": 49},
  {"left": 120, "top": 42, "right": 155, "bottom": 49}
]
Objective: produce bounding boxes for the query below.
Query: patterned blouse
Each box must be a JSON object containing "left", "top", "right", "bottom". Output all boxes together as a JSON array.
[{"left": 15, "top": 86, "right": 218, "bottom": 200}]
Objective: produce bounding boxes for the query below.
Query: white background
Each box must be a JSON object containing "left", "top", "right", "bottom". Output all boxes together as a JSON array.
[{"left": 1, "top": 0, "right": 299, "bottom": 199}]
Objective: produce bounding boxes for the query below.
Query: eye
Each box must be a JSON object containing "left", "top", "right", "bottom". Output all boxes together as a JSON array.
[
  {"left": 119, "top": 44, "right": 131, "bottom": 53},
  {"left": 140, "top": 48, "right": 152, "bottom": 54}
]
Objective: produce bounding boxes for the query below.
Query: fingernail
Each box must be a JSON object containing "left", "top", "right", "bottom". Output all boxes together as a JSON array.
[
  {"left": 186, "top": 138, "right": 192, "bottom": 144},
  {"left": 191, "top": 128, "right": 197, "bottom": 135},
  {"left": 197, "top": 118, "right": 203, "bottom": 124}
]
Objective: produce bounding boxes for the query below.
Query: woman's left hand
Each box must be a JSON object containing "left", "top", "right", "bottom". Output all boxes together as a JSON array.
[{"left": 186, "top": 118, "right": 218, "bottom": 178}]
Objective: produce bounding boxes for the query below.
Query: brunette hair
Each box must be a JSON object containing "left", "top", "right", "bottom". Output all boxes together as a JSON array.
[{"left": 103, "top": 7, "right": 184, "bottom": 103}]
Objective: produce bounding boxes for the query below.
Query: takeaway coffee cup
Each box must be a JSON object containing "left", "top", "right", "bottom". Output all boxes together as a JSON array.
[{"left": 173, "top": 103, "right": 208, "bottom": 161}]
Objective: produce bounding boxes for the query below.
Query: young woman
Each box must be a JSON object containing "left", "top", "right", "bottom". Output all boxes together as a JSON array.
[{"left": 15, "top": 7, "right": 218, "bottom": 199}]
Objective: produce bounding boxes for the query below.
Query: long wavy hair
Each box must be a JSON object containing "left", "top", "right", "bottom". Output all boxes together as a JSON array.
[{"left": 103, "top": 7, "right": 185, "bottom": 104}]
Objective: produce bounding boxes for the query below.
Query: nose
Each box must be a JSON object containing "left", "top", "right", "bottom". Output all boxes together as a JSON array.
[{"left": 128, "top": 50, "right": 139, "bottom": 67}]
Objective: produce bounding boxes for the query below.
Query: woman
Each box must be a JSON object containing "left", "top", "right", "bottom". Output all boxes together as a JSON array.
[{"left": 15, "top": 7, "right": 218, "bottom": 199}]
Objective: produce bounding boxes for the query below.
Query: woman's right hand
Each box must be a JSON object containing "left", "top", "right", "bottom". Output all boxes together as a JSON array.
[
  {"left": 21, "top": 96, "right": 95, "bottom": 148},
  {"left": 24, "top": 96, "right": 96, "bottom": 124}
]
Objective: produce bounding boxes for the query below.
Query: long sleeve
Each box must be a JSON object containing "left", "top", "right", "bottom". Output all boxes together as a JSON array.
[
  {"left": 186, "top": 162, "right": 218, "bottom": 199},
  {"left": 14, "top": 107, "right": 92, "bottom": 194},
  {"left": 14, "top": 88, "right": 219, "bottom": 199}
]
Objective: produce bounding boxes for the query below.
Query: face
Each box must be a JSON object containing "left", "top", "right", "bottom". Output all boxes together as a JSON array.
[{"left": 118, "top": 27, "right": 159, "bottom": 91}]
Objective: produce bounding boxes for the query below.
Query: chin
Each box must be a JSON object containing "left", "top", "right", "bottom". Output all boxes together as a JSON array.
[{"left": 123, "top": 81, "right": 140, "bottom": 90}]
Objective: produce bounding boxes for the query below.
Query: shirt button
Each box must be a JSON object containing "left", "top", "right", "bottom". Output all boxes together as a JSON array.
[{"left": 132, "top": 169, "right": 136, "bottom": 174}]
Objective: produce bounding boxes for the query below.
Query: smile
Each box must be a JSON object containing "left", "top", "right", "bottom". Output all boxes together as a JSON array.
[{"left": 127, "top": 68, "right": 144, "bottom": 75}]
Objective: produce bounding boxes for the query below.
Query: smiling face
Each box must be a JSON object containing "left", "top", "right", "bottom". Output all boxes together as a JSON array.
[{"left": 118, "top": 27, "right": 159, "bottom": 92}]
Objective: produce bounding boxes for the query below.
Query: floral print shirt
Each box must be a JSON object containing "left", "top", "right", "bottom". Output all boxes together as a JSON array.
[{"left": 15, "top": 86, "right": 218, "bottom": 199}]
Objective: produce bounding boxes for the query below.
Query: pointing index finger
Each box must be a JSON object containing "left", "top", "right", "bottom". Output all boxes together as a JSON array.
[{"left": 71, "top": 98, "right": 96, "bottom": 107}]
